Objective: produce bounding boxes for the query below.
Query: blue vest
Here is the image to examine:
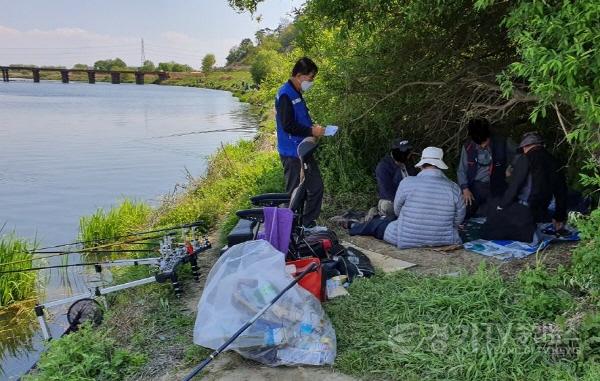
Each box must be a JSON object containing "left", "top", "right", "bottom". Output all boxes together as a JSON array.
[{"left": 275, "top": 81, "right": 313, "bottom": 158}]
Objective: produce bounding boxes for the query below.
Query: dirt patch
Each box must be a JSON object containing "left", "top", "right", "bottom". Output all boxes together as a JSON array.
[{"left": 340, "top": 230, "right": 577, "bottom": 279}]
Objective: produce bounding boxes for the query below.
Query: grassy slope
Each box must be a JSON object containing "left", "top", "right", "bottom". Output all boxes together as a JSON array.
[
  {"left": 24, "top": 69, "right": 600, "bottom": 380},
  {"left": 24, "top": 69, "right": 283, "bottom": 380}
]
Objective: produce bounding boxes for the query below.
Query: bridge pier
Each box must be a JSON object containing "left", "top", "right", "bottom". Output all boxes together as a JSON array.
[
  {"left": 111, "top": 72, "right": 121, "bottom": 84},
  {"left": 32, "top": 69, "right": 40, "bottom": 83},
  {"left": 135, "top": 72, "right": 144, "bottom": 85},
  {"left": 60, "top": 69, "right": 69, "bottom": 83},
  {"left": 157, "top": 72, "right": 168, "bottom": 82},
  {"left": 87, "top": 70, "right": 96, "bottom": 84},
  {"left": 2, "top": 68, "right": 9, "bottom": 82}
]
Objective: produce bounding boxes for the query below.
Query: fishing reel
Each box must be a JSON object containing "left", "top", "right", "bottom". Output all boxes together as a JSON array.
[{"left": 34, "top": 226, "right": 211, "bottom": 341}]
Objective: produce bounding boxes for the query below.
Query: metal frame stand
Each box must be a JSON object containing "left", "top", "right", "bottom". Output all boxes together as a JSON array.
[{"left": 34, "top": 236, "right": 210, "bottom": 340}]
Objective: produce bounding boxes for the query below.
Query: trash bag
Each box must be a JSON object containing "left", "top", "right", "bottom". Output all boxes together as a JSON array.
[{"left": 193, "top": 240, "right": 336, "bottom": 366}]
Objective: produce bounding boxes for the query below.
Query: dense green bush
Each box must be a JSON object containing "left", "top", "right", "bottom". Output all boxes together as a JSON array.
[
  {"left": 571, "top": 209, "right": 600, "bottom": 290},
  {"left": 24, "top": 324, "right": 145, "bottom": 381}
]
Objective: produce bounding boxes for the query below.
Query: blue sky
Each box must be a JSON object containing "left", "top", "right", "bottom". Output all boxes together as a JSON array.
[{"left": 0, "top": 0, "right": 304, "bottom": 68}]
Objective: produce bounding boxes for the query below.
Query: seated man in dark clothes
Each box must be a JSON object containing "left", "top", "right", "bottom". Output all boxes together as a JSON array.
[
  {"left": 375, "top": 139, "right": 416, "bottom": 218},
  {"left": 457, "top": 119, "right": 515, "bottom": 219},
  {"left": 483, "top": 132, "right": 568, "bottom": 242}
]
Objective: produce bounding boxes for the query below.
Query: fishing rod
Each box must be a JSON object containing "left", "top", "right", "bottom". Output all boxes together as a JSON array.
[
  {"left": 0, "top": 257, "right": 163, "bottom": 275},
  {"left": 29, "top": 249, "right": 157, "bottom": 255},
  {"left": 182, "top": 262, "right": 319, "bottom": 381},
  {"left": 151, "top": 126, "right": 256, "bottom": 140},
  {"left": 0, "top": 234, "right": 167, "bottom": 268},
  {"left": 0, "top": 231, "right": 195, "bottom": 268},
  {"left": 37, "top": 220, "right": 205, "bottom": 251}
]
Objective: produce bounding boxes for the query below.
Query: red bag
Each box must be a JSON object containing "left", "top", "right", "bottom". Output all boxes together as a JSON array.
[{"left": 286, "top": 257, "right": 324, "bottom": 301}]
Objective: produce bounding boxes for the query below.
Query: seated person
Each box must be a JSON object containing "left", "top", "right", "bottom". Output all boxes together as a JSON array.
[
  {"left": 348, "top": 147, "right": 466, "bottom": 249},
  {"left": 483, "top": 132, "right": 568, "bottom": 242},
  {"left": 375, "top": 139, "right": 416, "bottom": 218},
  {"left": 457, "top": 119, "right": 514, "bottom": 219}
]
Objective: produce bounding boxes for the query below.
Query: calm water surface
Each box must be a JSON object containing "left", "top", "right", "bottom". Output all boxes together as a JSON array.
[{"left": 0, "top": 80, "right": 256, "bottom": 379}]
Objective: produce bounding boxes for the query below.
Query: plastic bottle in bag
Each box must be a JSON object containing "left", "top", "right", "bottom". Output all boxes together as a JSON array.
[{"left": 237, "top": 320, "right": 287, "bottom": 348}]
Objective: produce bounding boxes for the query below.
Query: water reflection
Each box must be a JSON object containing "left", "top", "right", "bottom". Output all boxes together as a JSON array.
[
  {"left": 0, "top": 302, "right": 37, "bottom": 375},
  {"left": 0, "top": 81, "right": 258, "bottom": 379}
]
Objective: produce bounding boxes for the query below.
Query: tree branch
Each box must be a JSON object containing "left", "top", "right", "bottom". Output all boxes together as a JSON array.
[{"left": 348, "top": 81, "right": 446, "bottom": 125}]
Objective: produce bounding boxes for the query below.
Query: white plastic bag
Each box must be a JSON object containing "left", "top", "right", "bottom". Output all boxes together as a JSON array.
[{"left": 193, "top": 240, "right": 336, "bottom": 366}]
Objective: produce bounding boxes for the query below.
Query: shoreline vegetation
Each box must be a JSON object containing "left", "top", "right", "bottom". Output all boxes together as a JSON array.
[
  {"left": 18, "top": 67, "right": 600, "bottom": 381},
  {"left": 5, "top": 1, "right": 600, "bottom": 377}
]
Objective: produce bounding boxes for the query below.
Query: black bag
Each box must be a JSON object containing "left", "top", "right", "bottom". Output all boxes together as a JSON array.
[
  {"left": 294, "top": 230, "right": 340, "bottom": 259},
  {"left": 482, "top": 201, "right": 536, "bottom": 242},
  {"left": 321, "top": 246, "right": 375, "bottom": 283}
]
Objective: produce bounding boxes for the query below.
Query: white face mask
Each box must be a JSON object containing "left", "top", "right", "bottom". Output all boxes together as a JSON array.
[{"left": 300, "top": 80, "right": 314, "bottom": 92}]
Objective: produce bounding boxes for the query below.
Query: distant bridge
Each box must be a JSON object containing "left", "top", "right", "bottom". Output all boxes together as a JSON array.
[{"left": 0, "top": 66, "right": 170, "bottom": 84}]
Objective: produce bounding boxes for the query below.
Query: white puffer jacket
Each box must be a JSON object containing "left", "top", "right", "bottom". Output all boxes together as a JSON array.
[{"left": 383, "top": 168, "right": 465, "bottom": 249}]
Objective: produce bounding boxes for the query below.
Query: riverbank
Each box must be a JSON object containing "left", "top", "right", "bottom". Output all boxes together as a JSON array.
[
  {"left": 22, "top": 70, "right": 600, "bottom": 381},
  {"left": 20, "top": 70, "right": 285, "bottom": 380}
]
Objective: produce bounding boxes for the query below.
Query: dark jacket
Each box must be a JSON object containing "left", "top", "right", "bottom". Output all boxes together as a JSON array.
[
  {"left": 458, "top": 136, "right": 509, "bottom": 196},
  {"left": 375, "top": 155, "right": 416, "bottom": 201},
  {"left": 499, "top": 146, "right": 567, "bottom": 222}
]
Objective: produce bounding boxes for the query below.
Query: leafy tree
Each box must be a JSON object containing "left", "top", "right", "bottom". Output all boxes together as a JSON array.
[
  {"left": 250, "top": 49, "right": 284, "bottom": 85},
  {"left": 226, "top": 38, "right": 255, "bottom": 66},
  {"left": 157, "top": 62, "right": 173, "bottom": 71},
  {"left": 94, "top": 58, "right": 127, "bottom": 71},
  {"left": 476, "top": 0, "right": 600, "bottom": 190},
  {"left": 202, "top": 54, "right": 216, "bottom": 73},
  {"left": 72, "top": 63, "right": 89, "bottom": 69},
  {"left": 228, "top": 0, "right": 599, "bottom": 199},
  {"left": 227, "top": 0, "right": 261, "bottom": 13},
  {"left": 140, "top": 60, "right": 156, "bottom": 72},
  {"left": 157, "top": 61, "right": 193, "bottom": 72}
]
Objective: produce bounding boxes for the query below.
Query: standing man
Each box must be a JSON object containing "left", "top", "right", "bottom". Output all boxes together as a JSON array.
[
  {"left": 375, "top": 139, "right": 416, "bottom": 218},
  {"left": 457, "top": 119, "right": 513, "bottom": 218},
  {"left": 275, "top": 57, "right": 326, "bottom": 227}
]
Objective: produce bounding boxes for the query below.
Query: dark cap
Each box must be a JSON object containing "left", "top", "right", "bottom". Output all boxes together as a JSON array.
[
  {"left": 519, "top": 132, "right": 544, "bottom": 148},
  {"left": 391, "top": 139, "right": 412, "bottom": 152}
]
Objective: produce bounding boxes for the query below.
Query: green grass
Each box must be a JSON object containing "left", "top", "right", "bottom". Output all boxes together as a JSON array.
[
  {"left": 22, "top": 323, "right": 146, "bottom": 381},
  {"left": 325, "top": 266, "right": 599, "bottom": 381},
  {"left": 155, "top": 139, "right": 284, "bottom": 243},
  {"left": 78, "top": 199, "right": 152, "bottom": 244},
  {"left": 0, "top": 235, "right": 37, "bottom": 307}
]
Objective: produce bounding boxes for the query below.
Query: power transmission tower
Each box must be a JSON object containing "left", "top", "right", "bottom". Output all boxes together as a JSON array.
[{"left": 140, "top": 38, "right": 146, "bottom": 67}]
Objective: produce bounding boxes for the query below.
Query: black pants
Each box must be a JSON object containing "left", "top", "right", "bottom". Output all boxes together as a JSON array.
[
  {"left": 482, "top": 201, "right": 536, "bottom": 242},
  {"left": 466, "top": 181, "right": 491, "bottom": 219},
  {"left": 280, "top": 155, "right": 324, "bottom": 225},
  {"left": 349, "top": 216, "right": 394, "bottom": 240}
]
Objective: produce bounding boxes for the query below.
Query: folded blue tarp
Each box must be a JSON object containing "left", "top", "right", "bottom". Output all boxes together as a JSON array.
[{"left": 463, "top": 222, "right": 579, "bottom": 261}]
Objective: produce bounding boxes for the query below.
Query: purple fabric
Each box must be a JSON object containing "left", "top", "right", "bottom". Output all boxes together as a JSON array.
[{"left": 263, "top": 207, "right": 293, "bottom": 253}]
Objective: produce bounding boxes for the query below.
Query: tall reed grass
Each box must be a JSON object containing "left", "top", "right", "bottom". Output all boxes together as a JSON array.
[
  {"left": 0, "top": 235, "right": 36, "bottom": 307},
  {"left": 79, "top": 199, "right": 152, "bottom": 243}
]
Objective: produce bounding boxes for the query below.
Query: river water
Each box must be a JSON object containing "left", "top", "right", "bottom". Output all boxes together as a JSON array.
[{"left": 0, "top": 80, "right": 256, "bottom": 379}]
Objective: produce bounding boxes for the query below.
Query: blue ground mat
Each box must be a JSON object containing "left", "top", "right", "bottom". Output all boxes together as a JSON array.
[{"left": 462, "top": 220, "right": 579, "bottom": 261}]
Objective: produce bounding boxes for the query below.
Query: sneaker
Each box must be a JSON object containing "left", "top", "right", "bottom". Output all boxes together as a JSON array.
[
  {"left": 341, "top": 210, "right": 366, "bottom": 221},
  {"left": 364, "top": 207, "right": 379, "bottom": 223},
  {"left": 329, "top": 216, "right": 359, "bottom": 229}
]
